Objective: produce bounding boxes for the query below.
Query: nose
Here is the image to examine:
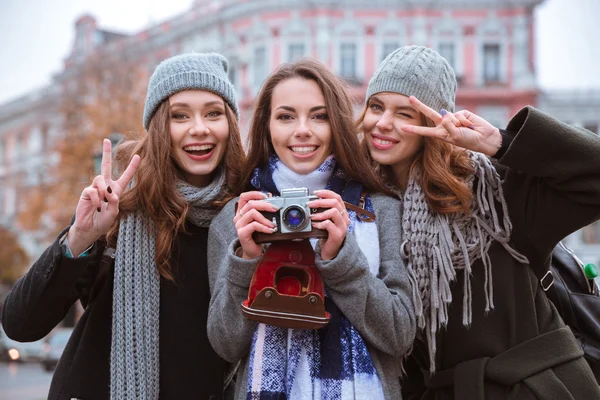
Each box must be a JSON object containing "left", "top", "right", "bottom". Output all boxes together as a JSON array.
[
  {"left": 293, "top": 118, "right": 312, "bottom": 138},
  {"left": 375, "top": 112, "right": 393, "bottom": 131},
  {"left": 188, "top": 117, "right": 210, "bottom": 136}
]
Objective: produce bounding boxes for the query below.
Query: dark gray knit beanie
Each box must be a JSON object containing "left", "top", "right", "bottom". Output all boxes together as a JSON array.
[
  {"left": 143, "top": 53, "right": 239, "bottom": 130},
  {"left": 366, "top": 45, "right": 457, "bottom": 113}
]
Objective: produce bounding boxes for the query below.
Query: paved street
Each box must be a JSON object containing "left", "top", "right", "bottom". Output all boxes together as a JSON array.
[{"left": 0, "top": 362, "right": 51, "bottom": 400}]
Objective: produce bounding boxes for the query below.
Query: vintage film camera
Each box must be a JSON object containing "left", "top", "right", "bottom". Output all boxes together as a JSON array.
[{"left": 253, "top": 188, "right": 328, "bottom": 244}]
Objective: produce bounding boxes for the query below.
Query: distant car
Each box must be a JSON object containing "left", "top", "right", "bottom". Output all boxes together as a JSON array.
[
  {"left": 41, "top": 328, "right": 73, "bottom": 372},
  {"left": 0, "top": 325, "right": 45, "bottom": 363}
]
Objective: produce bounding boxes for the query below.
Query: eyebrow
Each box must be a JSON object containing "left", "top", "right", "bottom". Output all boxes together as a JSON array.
[
  {"left": 170, "top": 101, "right": 224, "bottom": 108},
  {"left": 395, "top": 106, "right": 417, "bottom": 113},
  {"left": 275, "top": 105, "right": 327, "bottom": 112}
]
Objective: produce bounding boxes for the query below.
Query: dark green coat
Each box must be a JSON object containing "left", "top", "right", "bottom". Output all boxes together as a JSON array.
[{"left": 403, "top": 107, "right": 600, "bottom": 400}]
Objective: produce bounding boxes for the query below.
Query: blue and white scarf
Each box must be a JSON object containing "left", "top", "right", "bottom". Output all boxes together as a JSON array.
[{"left": 246, "top": 154, "right": 384, "bottom": 399}]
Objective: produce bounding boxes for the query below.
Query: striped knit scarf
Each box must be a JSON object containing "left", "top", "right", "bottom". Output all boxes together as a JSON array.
[
  {"left": 246, "top": 155, "right": 384, "bottom": 399},
  {"left": 109, "top": 168, "right": 227, "bottom": 399},
  {"left": 402, "top": 151, "right": 528, "bottom": 373}
]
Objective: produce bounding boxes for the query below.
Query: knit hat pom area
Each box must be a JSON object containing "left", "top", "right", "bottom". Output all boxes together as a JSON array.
[
  {"left": 366, "top": 45, "right": 457, "bottom": 114},
  {"left": 142, "top": 52, "right": 239, "bottom": 130}
]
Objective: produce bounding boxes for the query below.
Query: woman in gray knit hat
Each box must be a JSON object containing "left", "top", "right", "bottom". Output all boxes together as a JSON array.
[
  {"left": 359, "top": 45, "right": 600, "bottom": 399},
  {"left": 2, "top": 53, "right": 244, "bottom": 399}
]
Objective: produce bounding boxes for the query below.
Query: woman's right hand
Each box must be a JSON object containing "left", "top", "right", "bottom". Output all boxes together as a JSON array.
[
  {"left": 401, "top": 96, "right": 503, "bottom": 157},
  {"left": 233, "top": 191, "right": 279, "bottom": 260},
  {"left": 67, "top": 139, "right": 140, "bottom": 256}
]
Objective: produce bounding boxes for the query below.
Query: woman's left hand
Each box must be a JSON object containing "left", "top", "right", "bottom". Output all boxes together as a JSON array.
[
  {"left": 307, "top": 189, "right": 350, "bottom": 261},
  {"left": 400, "top": 96, "right": 503, "bottom": 157}
]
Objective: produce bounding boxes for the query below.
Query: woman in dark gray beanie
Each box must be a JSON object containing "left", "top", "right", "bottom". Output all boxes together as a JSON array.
[
  {"left": 2, "top": 52, "right": 245, "bottom": 399},
  {"left": 358, "top": 45, "right": 600, "bottom": 399}
]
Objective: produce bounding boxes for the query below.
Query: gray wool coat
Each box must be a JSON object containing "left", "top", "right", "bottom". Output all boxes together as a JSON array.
[{"left": 207, "top": 193, "right": 416, "bottom": 399}]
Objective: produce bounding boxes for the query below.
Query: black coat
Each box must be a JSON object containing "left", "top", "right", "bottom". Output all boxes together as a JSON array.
[
  {"left": 402, "top": 107, "right": 600, "bottom": 399},
  {"left": 1, "top": 222, "right": 228, "bottom": 400}
]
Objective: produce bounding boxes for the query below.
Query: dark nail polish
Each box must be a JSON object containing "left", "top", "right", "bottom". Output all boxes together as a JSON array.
[
  {"left": 104, "top": 197, "right": 108, "bottom": 202},
  {"left": 97, "top": 207, "right": 101, "bottom": 212},
  {"left": 107, "top": 186, "right": 112, "bottom": 194}
]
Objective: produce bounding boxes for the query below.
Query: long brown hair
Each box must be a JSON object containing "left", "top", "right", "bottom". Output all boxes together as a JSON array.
[
  {"left": 357, "top": 106, "right": 474, "bottom": 214},
  {"left": 107, "top": 99, "right": 245, "bottom": 281},
  {"left": 236, "top": 59, "right": 389, "bottom": 195}
]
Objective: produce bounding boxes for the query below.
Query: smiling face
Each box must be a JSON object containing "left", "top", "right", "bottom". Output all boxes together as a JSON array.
[
  {"left": 268, "top": 77, "right": 332, "bottom": 175},
  {"left": 169, "top": 90, "right": 230, "bottom": 187},
  {"left": 363, "top": 92, "right": 425, "bottom": 179}
]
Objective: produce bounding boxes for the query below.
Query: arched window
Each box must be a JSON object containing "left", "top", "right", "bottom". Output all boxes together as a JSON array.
[
  {"left": 333, "top": 20, "right": 363, "bottom": 82},
  {"left": 431, "top": 18, "right": 462, "bottom": 81},
  {"left": 476, "top": 19, "right": 508, "bottom": 86},
  {"left": 281, "top": 18, "right": 310, "bottom": 63},
  {"left": 376, "top": 19, "right": 406, "bottom": 63}
]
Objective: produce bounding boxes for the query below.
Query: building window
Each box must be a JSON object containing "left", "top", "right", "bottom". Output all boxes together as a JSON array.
[
  {"left": 29, "top": 128, "right": 42, "bottom": 154},
  {"left": 253, "top": 47, "right": 267, "bottom": 87},
  {"left": 382, "top": 42, "right": 399, "bottom": 61},
  {"left": 483, "top": 43, "right": 501, "bottom": 83},
  {"left": 41, "top": 124, "right": 49, "bottom": 151},
  {"left": 438, "top": 42, "right": 456, "bottom": 72},
  {"left": 340, "top": 43, "right": 357, "bottom": 79},
  {"left": 288, "top": 43, "right": 305, "bottom": 62},
  {"left": 15, "top": 135, "right": 25, "bottom": 159},
  {"left": 582, "top": 222, "right": 600, "bottom": 244},
  {"left": 0, "top": 138, "right": 5, "bottom": 165}
]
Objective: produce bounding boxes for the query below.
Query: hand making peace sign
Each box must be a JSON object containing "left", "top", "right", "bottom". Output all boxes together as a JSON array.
[
  {"left": 400, "top": 96, "right": 504, "bottom": 157},
  {"left": 67, "top": 139, "right": 140, "bottom": 255}
]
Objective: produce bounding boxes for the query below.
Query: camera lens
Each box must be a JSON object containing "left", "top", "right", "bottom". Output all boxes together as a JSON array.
[{"left": 282, "top": 206, "right": 306, "bottom": 231}]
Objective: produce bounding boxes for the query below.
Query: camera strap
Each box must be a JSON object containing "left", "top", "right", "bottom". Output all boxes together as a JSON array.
[
  {"left": 344, "top": 191, "right": 375, "bottom": 222},
  {"left": 234, "top": 192, "right": 376, "bottom": 223}
]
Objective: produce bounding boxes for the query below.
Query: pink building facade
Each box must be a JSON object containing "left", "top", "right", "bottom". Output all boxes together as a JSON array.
[{"left": 2, "top": 0, "right": 599, "bottom": 264}]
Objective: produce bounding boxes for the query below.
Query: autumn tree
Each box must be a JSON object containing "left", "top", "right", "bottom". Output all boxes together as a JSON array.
[
  {"left": 18, "top": 52, "right": 147, "bottom": 238},
  {"left": 0, "top": 226, "right": 29, "bottom": 285}
]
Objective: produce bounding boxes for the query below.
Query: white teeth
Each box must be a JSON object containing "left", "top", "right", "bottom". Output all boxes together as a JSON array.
[
  {"left": 184, "top": 144, "right": 214, "bottom": 151},
  {"left": 291, "top": 146, "right": 317, "bottom": 154},
  {"left": 374, "top": 138, "right": 395, "bottom": 146}
]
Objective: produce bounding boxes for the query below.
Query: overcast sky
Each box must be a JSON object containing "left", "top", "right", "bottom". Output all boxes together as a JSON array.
[{"left": 0, "top": 0, "right": 598, "bottom": 104}]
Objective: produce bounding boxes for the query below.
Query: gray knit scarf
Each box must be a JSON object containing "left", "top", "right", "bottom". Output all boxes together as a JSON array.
[
  {"left": 110, "top": 168, "right": 227, "bottom": 399},
  {"left": 401, "top": 151, "right": 528, "bottom": 373}
]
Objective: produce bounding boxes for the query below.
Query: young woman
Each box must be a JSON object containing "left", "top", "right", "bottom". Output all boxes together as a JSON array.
[
  {"left": 360, "top": 45, "right": 600, "bottom": 399},
  {"left": 207, "top": 59, "right": 416, "bottom": 399},
  {"left": 1, "top": 53, "right": 245, "bottom": 399}
]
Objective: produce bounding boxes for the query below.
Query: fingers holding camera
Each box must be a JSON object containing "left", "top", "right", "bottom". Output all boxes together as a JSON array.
[
  {"left": 234, "top": 191, "right": 278, "bottom": 260},
  {"left": 309, "top": 190, "right": 349, "bottom": 261},
  {"left": 311, "top": 217, "right": 348, "bottom": 261},
  {"left": 308, "top": 190, "right": 350, "bottom": 226},
  {"left": 235, "top": 221, "right": 271, "bottom": 260}
]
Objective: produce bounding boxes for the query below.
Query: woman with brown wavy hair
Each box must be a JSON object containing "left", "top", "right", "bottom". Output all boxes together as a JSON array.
[
  {"left": 207, "top": 59, "right": 416, "bottom": 399},
  {"left": 359, "top": 45, "right": 600, "bottom": 399},
  {"left": 2, "top": 53, "right": 245, "bottom": 400}
]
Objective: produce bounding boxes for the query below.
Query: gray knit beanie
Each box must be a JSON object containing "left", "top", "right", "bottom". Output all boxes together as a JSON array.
[
  {"left": 143, "top": 53, "right": 239, "bottom": 130},
  {"left": 366, "top": 45, "right": 457, "bottom": 113}
]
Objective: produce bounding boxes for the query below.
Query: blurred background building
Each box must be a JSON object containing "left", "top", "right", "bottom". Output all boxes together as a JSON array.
[{"left": 1, "top": 0, "right": 599, "bottom": 272}]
